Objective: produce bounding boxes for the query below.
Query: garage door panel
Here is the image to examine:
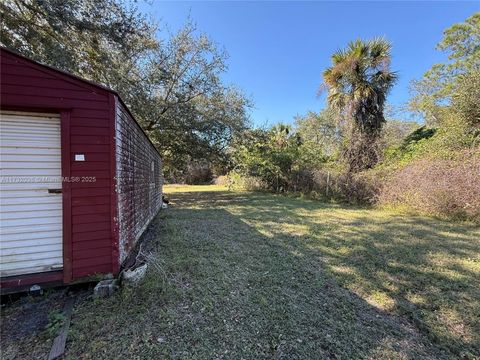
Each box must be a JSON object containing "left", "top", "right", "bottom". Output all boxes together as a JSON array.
[
  {"left": 0, "top": 139, "right": 61, "bottom": 148},
  {"left": 1, "top": 161, "right": 60, "bottom": 169},
  {"left": 2, "top": 252, "right": 63, "bottom": 265},
  {"left": 0, "top": 202, "right": 62, "bottom": 212},
  {"left": 1, "top": 258, "right": 63, "bottom": 277},
  {"left": 1, "top": 168, "right": 62, "bottom": 176},
  {"left": 0, "top": 112, "right": 63, "bottom": 277},
  {"left": 2, "top": 121, "right": 60, "bottom": 136},
  {"left": 1, "top": 116, "right": 59, "bottom": 125},
  {"left": 1, "top": 154, "right": 61, "bottom": 163},
  {"left": 1, "top": 215, "right": 62, "bottom": 228},
  {"left": 0, "top": 194, "right": 58, "bottom": 202},
  {"left": 0, "top": 147, "right": 61, "bottom": 156},
  {"left": 1, "top": 223, "right": 62, "bottom": 236},
  {"left": 1, "top": 244, "right": 62, "bottom": 257},
  {"left": 1, "top": 133, "right": 61, "bottom": 141},
  {"left": 0, "top": 230, "right": 63, "bottom": 245},
  {"left": 0, "top": 183, "right": 62, "bottom": 191},
  {"left": 0, "top": 209, "right": 62, "bottom": 220}
]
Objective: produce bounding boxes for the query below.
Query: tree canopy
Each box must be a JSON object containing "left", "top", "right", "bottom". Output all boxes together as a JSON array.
[
  {"left": 409, "top": 12, "right": 480, "bottom": 125},
  {"left": 1, "top": 0, "right": 251, "bottom": 179}
]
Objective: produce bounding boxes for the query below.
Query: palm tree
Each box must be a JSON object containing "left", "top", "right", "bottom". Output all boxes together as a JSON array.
[{"left": 323, "top": 38, "right": 397, "bottom": 171}]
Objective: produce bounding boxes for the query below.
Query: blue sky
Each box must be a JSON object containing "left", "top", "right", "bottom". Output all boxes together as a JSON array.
[{"left": 140, "top": 1, "right": 479, "bottom": 126}]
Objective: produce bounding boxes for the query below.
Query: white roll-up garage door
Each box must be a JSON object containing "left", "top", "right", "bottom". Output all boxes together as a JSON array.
[{"left": 0, "top": 111, "right": 63, "bottom": 277}]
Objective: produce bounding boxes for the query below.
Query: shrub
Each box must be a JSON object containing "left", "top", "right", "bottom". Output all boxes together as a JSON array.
[
  {"left": 379, "top": 148, "right": 480, "bottom": 222},
  {"left": 381, "top": 126, "right": 437, "bottom": 167},
  {"left": 184, "top": 163, "right": 213, "bottom": 185},
  {"left": 337, "top": 171, "right": 382, "bottom": 205},
  {"left": 289, "top": 168, "right": 315, "bottom": 193},
  {"left": 226, "top": 171, "right": 266, "bottom": 191},
  {"left": 380, "top": 115, "right": 477, "bottom": 173},
  {"left": 213, "top": 175, "right": 228, "bottom": 186},
  {"left": 311, "top": 169, "right": 381, "bottom": 204}
]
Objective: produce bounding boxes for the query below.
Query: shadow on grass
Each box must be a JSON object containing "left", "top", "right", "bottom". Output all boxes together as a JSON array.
[
  {"left": 63, "top": 189, "right": 477, "bottom": 359},
  {"left": 151, "top": 192, "right": 448, "bottom": 359},
  {"left": 165, "top": 190, "right": 479, "bottom": 358}
]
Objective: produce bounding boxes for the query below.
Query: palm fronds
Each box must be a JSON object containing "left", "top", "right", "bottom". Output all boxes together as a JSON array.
[{"left": 322, "top": 38, "right": 397, "bottom": 171}]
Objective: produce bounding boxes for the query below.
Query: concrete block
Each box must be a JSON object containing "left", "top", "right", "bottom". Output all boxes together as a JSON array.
[{"left": 93, "top": 279, "right": 119, "bottom": 298}]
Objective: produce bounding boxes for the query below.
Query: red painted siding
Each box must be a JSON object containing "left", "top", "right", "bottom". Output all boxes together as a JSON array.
[
  {"left": 0, "top": 48, "right": 162, "bottom": 291},
  {"left": 115, "top": 100, "right": 163, "bottom": 263},
  {"left": 1, "top": 49, "right": 114, "bottom": 284}
]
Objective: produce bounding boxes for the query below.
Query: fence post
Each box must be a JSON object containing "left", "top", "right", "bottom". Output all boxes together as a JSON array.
[{"left": 326, "top": 171, "right": 330, "bottom": 197}]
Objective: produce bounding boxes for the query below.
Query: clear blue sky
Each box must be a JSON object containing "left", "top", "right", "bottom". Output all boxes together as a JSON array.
[{"left": 140, "top": 1, "right": 479, "bottom": 126}]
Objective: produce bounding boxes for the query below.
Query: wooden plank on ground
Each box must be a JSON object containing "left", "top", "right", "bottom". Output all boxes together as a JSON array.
[{"left": 48, "top": 297, "right": 75, "bottom": 360}]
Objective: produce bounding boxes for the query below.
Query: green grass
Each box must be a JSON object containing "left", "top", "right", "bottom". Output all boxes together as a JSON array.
[{"left": 63, "top": 186, "right": 479, "bottom": 358}]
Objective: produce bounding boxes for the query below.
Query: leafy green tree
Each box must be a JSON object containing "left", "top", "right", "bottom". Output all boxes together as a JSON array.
[
  {"left": 294, "top": 108, "right": 342, "bottom": 166},
  {"left": 137, "top": 24, "right": 252, "bottom": 178},
  {"left": 409, "top": 12, "right": 480, "bottom": 125},
  {"left": 231, "top": 125, "right": 301, "bottom": 192},
  {"left": 0, "top": 0, "right": 156, "bottom": 88},
  {"left": 1, "top": 1, "right": 251, "bottom": 179},
  {"left": 379, "top": 120, "right": 419, "bottom": 156},
  {"left": 451, "top": 70, "right": 480, "bottom": 128},
  {"left": 322, "top": 38, "right": 398, "bottom": 172}
]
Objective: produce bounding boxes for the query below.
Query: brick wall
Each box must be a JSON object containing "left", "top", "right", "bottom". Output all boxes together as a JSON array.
[{"left": 115, "top": 99, "right": 162, "bottom": 263}]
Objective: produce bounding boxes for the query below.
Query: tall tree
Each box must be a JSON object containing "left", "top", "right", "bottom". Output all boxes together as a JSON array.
[
  {"left": 131, "top": 25, "right": 251, "bottom": 178},
  {"left": 452, "top": 70, "right": 480, "bottom": 128},
  {"left": 0, "top": 0, "right": 157, "bottom": 88},
  {"left": 1, "top": 0, "right": 251, "bottom": 178},
  {"left": 409, "top": 12, "right": 480, "bottom": 125},
  {"left": 322, "top": 38, "right": 397, "bottom": 172}
]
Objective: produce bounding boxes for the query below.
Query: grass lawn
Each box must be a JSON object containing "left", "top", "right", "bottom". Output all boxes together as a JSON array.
[{"left": 7, "top": 185, "right": 479, "bottom": 359}]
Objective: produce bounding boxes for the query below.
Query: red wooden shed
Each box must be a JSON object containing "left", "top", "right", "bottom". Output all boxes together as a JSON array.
[{"left": 0, "top": 47, "right": 163, "bottom": 293}]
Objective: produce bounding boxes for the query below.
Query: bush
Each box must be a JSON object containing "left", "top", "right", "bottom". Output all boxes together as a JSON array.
[
  {"left": 381, "top": 126, "right": 437, "bottom": 168},
  {"left": 287, "top": 168, "right": 315, "bottom": 193},
  {"left": 337, "top": 171, "right": 382, "bottom": 205},
  {"left": 185, "top": 163, "right": 213, "bottom": 185},
  {"left": 213, "top": 175, "right": 228, "bottom": 186},
  {"left": 226, "top": 166, "right": 381, "bottom": 205},
  {"left": 379, "top": 148, "right": 480, "bottom": 222},
  {"left": 226, "top": 171, "right": 266, "bottom": 191},
  {"left": 311, "top": 169, "right": 381, "bottom": 204}
]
